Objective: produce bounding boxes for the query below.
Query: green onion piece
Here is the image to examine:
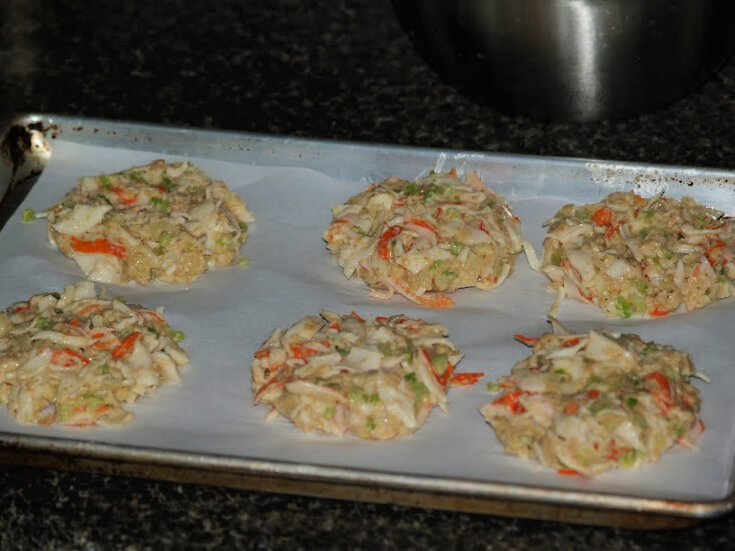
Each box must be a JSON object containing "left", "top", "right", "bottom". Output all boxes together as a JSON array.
[
  {"left": 614, "top": 297, "right": 632, "bottom": 319},
  {"left": 83, "top": 393, "right": 105, "bottom": 410},
  {"left": 588, "top": 401, "right": 611, "bottom": 415},
  {"left": 366, "top": 417, "right": 377, "bottom": 431},
  {"left": 376, "top": 343, "right": 392, "bottom": 355},
  {"left": 335, "top": 345, "right": 351, "bottom": 357},
  {"left": 363, "top": 392, "right": 380, "bottom": 404},
  {"left": 35, "top": 316, "right": 52, "bottom": 330},
  {"left": 486, "top": 382, "right": 500, "bottom": 392},
  {"left": 97, "top": 364, "right": 110, "bottom": 375},
  {"left": 403, "top": 182, "right": 421, "bottom": 195},
  {"left": 21, "top": 208, "right": 36, "bottom": 222},
  {"left": 624, "top": 396, "right": 638, "bottom": 409},
  {"left": 619, "top": 449, "right": 642, "bottom": 468},
  {"left": 99, "top": 175, "right": 114, "bottom": 189},
  {"left": 430, "top": 353, "right": 449, "bottom": 375},
  {"left": 239, "top": 221, "right": 248, "bottom": 233},
  {"left": 448, "top": 241, "right": 464, "bottom": 256},
  {"left": 404, "top": 373, "right": 428, "bottom": 396},
  {"left": 169, "top": 329, "right": 185, "bottom": 342},
  {"left": 159, "top": 230, "right": 172, "bottom": 248}
]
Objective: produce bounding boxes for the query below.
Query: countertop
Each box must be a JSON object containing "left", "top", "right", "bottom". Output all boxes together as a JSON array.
[{"left": 1, "top": 0, "right": 734, "bottom": 549}]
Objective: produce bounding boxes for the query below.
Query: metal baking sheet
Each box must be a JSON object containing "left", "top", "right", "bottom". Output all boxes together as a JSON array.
[{"left": 1, "top": 114, "right": 735, "bottom": 527}]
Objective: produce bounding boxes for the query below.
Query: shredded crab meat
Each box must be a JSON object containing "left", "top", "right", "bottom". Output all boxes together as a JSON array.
[
  {"left": 323, "top": 170, "right": 523, "bottom": 308},
  {"left": 539, "top": 190, "right": 735, "bottom": 318},
  {"left": 0, "top": 282, "right": 189, "bottom": 427},
  {"left": 481, "top": 323, "right": 706, "bottom": 477},
  {"left": 251, "top": 310, "right": 481, "bottom": 440},
  {"left": 39, "top": 160, "right": 254, "bottom": 285}
]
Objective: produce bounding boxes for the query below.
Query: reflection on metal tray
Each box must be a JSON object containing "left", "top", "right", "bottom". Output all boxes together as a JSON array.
[{"left": 1, "top": 113, "right": 734, "bottom": 529}]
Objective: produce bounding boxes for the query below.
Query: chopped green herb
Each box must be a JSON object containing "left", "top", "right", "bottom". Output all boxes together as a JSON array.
[
  {"left": 160, "top": 177, "right": 177, "bottom": 192},
  {"left": 147, "top": 326, "right": 160, "bottom": 336},
  {"left": 575, "top": 208, "right": 590, "bottom": 219},
  {"left": 169, "top": 329, "right": 185, "bottom": 342},
  {"left": 367, "top": 417, "right": 377, "bottom": 431},
  {"left": 429, "top": 260, "right": 442, "bottom": 270},
  {"left": 486, "top": 382, "right": 500, "bottom": 392},
  {"left": 335, "top": 345, "right": 351, "bottom": 357},
  {"left": 323, "top": 405, "right": 336, "bottom": 419},
  {"left": 21, "top": 208, "right": 36, "bottom": 223},
  {"left": 441, "top": 270, "right": 457, "bottom": 279},
  {"left": 239, "top": 221, "right": 248, "bottom": 233},
  {"left": 588, "top": 401, "right": 611, "bottom": 415},
  {"left": 97, "top": 364, "right": 110, "bottom": 375},
  {"left": 128, "top": 171, "right": 145, "bottom": 183},
  {"left": 625, "top": 396, "right": 638, "bottom": 409},
  {"left": 587, "top": 375, "right": 603, "bottom": 386}
]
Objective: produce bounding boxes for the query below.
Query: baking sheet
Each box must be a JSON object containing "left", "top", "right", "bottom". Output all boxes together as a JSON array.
[{"left": 1, "top": 116, "right": 735, "bottom": 515}]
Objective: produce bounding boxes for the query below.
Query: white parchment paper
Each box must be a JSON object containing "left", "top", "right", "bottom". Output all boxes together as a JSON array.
[{"left": 1, "top": 139, "right": 734, "bottom": 502}]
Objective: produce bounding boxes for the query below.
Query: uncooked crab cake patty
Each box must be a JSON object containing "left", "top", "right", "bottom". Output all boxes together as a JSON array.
[
  {"left": 481, "top": 327, "right": 706, "bottom": 477},
  {"left": 323, "top": 170, "right": 523, "bottom": 308},
  {"left": 40, "top": 159, "right": 254, "bottom": 285},
  {"left": 0, "top": 281, "right": 189, "bottom": 426},
  {"left": 252, "top": 311, "right": 482, "bottom": 439},
  {"left": 540, "top": 190, "right": 735, "bottom": 318}
]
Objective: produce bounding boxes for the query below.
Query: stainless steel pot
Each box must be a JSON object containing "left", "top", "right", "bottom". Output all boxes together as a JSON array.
[{"left": 392, "top": 0, "right": 735, "bottom": 121}]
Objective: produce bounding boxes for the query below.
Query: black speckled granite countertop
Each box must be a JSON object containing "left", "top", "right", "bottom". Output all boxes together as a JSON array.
[{"left": 1, "top": 0, "right": 734, "bottom": 548}]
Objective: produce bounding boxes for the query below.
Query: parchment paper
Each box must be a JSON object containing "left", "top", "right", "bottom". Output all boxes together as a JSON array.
[{"left": 1, "top": 139, "right": 734, "bottom": 502}]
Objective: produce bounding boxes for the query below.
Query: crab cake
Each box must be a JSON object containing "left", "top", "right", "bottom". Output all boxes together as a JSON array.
[
  {"left": 540, "top": 190, "right": 735, "bottom": 318},
  {"left": 0, "top": 281, "right": 189, "bottom": 426},
  {"left": 324, "top": 170, "right": 523, "bottom": 308},
  {"left": 481, "top": 326, "right": 706, "bottom": 477},
  {"left": 40, "top": 160, "right": 254, "bottom": 285},
  {"left": 252, "top": 311, "right": 481, "bottom": 439}
]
